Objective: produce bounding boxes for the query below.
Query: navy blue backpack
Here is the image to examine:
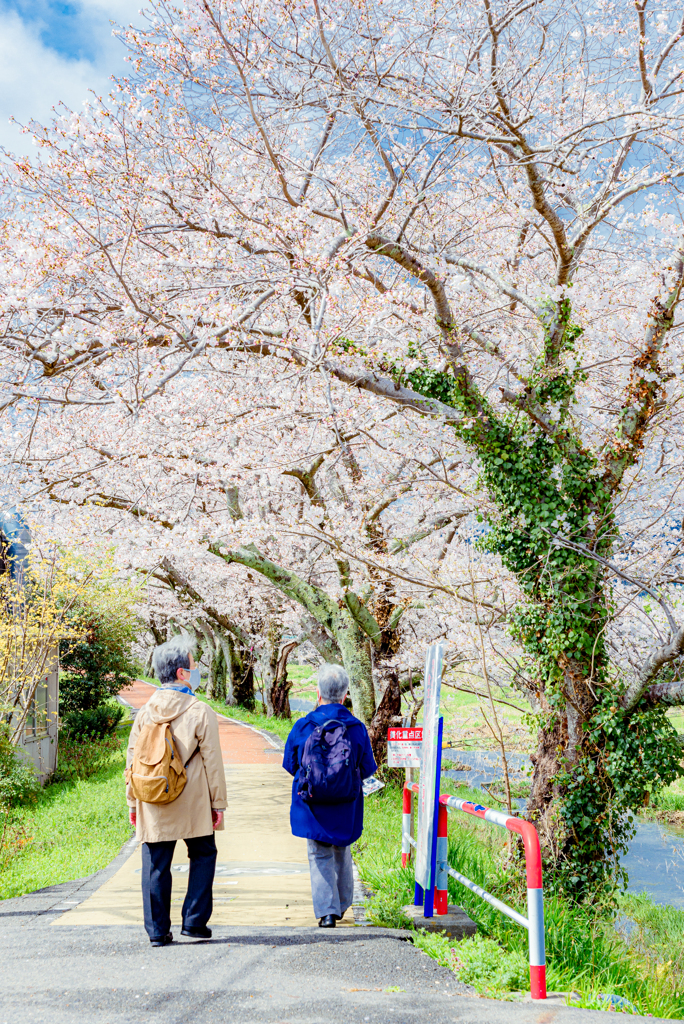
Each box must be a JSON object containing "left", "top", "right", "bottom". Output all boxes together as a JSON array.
[{"left": 297, "top": 718, "right": 361, "bottom": 805}]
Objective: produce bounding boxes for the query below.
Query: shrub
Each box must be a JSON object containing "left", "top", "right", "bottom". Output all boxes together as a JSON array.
[
  {"left": 52, "top": 729, "right": 124, "bottom": 782},
  {"left": 61, "top": 703, "right": 125, "bottom": 741},
  {"left": 59, "top": 577, "right": 140, "bottom": 716},
  {"left": 0, "top": 728, "right": 40, "bottom": 808},
  {"left": 59, "top": 611, "right": 137, "bottom": 714}
]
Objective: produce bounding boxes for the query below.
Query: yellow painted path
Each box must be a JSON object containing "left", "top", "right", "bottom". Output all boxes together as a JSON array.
[{"left": 52, "top": 683, "right": 354, "bottom": 929}]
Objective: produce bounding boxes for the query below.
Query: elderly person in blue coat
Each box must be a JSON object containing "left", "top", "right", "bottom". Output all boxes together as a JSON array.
[{"left": 283, "top": 664, "right": 377, "bottom": 928}]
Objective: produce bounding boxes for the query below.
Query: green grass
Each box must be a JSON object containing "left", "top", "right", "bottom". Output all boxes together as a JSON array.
[
  {"left": 616, "top": 892, "right": 684, "bottom": 990},
  {"left": 0, "top": 729, "right": 133, "bottom": 900},
  {"left": 651, "top": 774, "right": 684, "bottom": 813},
  {"left": 354, "top": 780, "right": 684, "bottom": 1017}
]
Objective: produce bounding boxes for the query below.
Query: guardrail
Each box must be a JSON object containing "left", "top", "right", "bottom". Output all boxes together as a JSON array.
[{"left": 402, "top": 783, "right": 547, "bottom": 1001}]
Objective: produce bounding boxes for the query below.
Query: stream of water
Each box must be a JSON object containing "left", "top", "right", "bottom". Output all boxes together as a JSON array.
[{"left": 441, "top": 749, "right": 684, "bottom": 908}]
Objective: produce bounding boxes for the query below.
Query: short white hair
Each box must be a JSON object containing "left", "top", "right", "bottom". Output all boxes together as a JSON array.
[
  {"left": 317, "top": 664, "right": 349, "bottom": 702},
  {"left": 152, "top": 634, "right": 195, "bottom": 685}
]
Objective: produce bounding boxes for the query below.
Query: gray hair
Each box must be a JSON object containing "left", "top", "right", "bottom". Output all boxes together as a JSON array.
[
  {"left": 152, "top": 634, "right": 195, "bottom": 685},
  {"left": 317, "top": 663, "right": 349, "bottom": 703}
]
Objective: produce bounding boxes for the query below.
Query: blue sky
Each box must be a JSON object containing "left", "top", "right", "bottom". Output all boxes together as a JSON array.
[{"left": 0, "top": 0, "right": 144, "bottom": 152}]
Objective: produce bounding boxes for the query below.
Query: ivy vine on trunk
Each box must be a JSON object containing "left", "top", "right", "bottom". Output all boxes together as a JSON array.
[{"left": 390, "top": 289, "right": 684, "bottom": 892}]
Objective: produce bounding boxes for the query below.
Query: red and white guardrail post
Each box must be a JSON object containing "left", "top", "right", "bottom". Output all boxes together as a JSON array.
[
  {"left": 440, "top": 796, "right": 546, "bottom": 1000},
  {"left": 506, "top": 810, "right": 546, "bottom": 1000},
  {"left": 401, "top": 785, "right": 547, "bottom": 1000},
  {"left": 401, "top": 784, "right": 413, "bottom": 868}
]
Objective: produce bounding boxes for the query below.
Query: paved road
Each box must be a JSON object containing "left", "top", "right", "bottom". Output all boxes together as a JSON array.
[
  {"left": 0, "top": 682, "right": 665, "bottom": 1022},
  {"left": 0, "top": 906, "right": 666, "bottom": 1024}
]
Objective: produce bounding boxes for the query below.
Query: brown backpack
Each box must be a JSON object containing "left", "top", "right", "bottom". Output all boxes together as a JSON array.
[{"left": 126, "top": 719, "right": 198, "bottom": 804}]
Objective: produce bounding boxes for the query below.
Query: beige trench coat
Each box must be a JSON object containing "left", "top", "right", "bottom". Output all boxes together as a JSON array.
[{"left": 126, "top": 687, "right": 227, "bottom": 843}]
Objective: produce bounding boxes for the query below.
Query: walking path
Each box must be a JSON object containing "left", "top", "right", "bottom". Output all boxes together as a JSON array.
[
  {"left": 0, "top": 681, "right": 668, "bottom": 1022},
  {"left": 54, "top": 680, "right": 353, "bottom": 929}
]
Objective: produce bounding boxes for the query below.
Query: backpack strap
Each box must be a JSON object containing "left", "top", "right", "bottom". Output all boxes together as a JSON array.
[
  {"left": 160, "top": 694, "right": 201, "bottom": 768},
  {"left": 165, "top": 721, "right": 200, "bottom": 769},
  {"left": 167, "top": 724, "right": 200, "bottom": 770}
]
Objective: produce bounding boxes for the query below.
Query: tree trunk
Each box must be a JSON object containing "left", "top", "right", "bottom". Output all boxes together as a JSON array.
[
  {"left": 266, "top": 641, "right": 298, "bottom": 718},
  {"left": 262, "top": 620, "right": 283, "bottom": 713},
  {"left": 228, "top": 639, "right": 255, "bottom": 709},
  {"left": 206, "top": 641, "right": 228, "bottom": 702},
  {"left": 368, "top": 667, "right": 401, "bottom": 765},
  {"left": 333, "top": 607, "right": 376, "bottom": 726},
  {"left": 519, "top": 625, "right": 683, "bottom": 890},
  {"left": 300, "top": 614, "right": 343, "bottom": 664}
]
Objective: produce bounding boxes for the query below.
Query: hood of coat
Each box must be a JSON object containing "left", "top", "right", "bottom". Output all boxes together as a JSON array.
[{"left": 144, "top": 686, "right": 198, "bottom": 724}]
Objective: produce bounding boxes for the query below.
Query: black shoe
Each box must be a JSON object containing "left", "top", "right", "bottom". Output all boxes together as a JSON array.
[
  {"left": 181, "top": 925, "right": 212, "bottom": 939},
  {"left": 150, "top": 932, "right": 173, "bottom": 947},
  {"left": 318, "top": 915, "right": 336, "bottom": 928}
]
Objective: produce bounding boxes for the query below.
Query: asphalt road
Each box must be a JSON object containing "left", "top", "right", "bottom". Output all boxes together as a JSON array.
[
  {"left": 0, "top": 877, "right": 668, "bottom": 1024},
  {"left": 2, "top": 699, "right": 664, "bottom": 1024}
]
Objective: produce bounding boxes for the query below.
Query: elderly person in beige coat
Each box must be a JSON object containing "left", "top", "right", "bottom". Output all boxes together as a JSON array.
[{"left": 126, "top": 636, "right": 227, "bottom": 946}]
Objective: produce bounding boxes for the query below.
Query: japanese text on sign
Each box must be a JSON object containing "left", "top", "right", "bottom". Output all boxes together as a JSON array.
[
  {"left": 387, "top": 726, "right": 423, "bottom": 768},
  {"left": 388, "top": 728, "right": 423, "bottom": 741}
]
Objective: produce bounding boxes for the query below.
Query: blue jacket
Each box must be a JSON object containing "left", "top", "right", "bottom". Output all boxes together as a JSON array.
[{"left": 282, "top": 703, "right": 377, "bottom": 846}]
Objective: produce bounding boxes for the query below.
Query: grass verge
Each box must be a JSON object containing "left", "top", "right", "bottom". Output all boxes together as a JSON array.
[
  {"left": 354, "top": 778, "right": 684, "bottom": 1018},
  {"left": 0, "top": 728, "right": 133, "bottom": 900}
]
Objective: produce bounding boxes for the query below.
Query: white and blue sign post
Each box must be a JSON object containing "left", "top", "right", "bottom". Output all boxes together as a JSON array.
[{"left": 414, "top": 643, "right": 445, "bottom": 917}]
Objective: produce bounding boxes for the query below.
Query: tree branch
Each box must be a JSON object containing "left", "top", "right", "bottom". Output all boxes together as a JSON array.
[
  {"left": 604, "top": 233, "right": 684, "bottom": 490},
  {"left": 210, "top": 541, "right": 340, "bottom": 634},
  {"left": 624, "top": 632, "right": 684, "bottom": 710}
]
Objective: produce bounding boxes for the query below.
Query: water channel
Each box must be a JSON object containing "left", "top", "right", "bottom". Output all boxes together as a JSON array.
[{"left": 442, "top": 749, "right": 684, "bottom": 908}]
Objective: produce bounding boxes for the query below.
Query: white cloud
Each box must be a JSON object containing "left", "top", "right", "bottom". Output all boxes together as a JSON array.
[{"left": 0, "top": 2, "right": 144, "bottom": 155}]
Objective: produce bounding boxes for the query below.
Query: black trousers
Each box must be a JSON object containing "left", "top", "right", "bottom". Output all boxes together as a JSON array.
[{"left": 141, "top": 834, "right": 217, "bottom": 940}]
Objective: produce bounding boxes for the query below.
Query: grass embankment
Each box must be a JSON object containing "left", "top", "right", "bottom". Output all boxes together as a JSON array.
[
  {"left": 202, "top": 694, "right": 305, "bottom": 744},
  {"left": 0, "top": 728, "right": 133, "bottom": 900},
  {"left": 354, "top": 778, "right": 684, "bottom": 1018}
]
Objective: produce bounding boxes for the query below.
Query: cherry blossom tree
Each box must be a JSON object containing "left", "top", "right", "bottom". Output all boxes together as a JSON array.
[
  {"left": 6, "top": 367, "right": 489, "bottom": 761},
  {"left": 3, "top": 0, "right": 684, "bottom": 885}
]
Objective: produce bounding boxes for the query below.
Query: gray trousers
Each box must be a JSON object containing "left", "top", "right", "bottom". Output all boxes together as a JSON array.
[{"left": 307, "top": 839, "right": 354, "bottom": 919}]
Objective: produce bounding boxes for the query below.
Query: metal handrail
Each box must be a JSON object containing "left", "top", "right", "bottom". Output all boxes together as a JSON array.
[{"left": 402, "top": 784, "right": 547, "bottom": 1000}]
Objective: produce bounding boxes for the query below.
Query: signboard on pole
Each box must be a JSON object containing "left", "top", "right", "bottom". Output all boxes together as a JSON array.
[
  {"left": 387, "top": 726, "right": 422, "bottom": 768},
  {"left": 415, "top": 643, "right": 444, "bottom": 892}
]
